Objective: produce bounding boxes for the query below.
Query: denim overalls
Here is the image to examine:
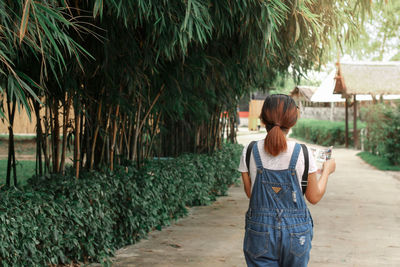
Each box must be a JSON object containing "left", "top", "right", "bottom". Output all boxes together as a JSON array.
[{"left": 244, "top": 142, "right": 313, "bottom": 267}]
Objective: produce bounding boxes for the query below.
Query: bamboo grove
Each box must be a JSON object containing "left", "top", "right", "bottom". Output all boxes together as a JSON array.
[{"left": 0, "top": 0, "right": 374, "bottom": 185}]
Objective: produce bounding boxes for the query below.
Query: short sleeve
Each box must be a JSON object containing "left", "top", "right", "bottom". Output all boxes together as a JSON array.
[
  {"left": 238, "top": 144, "right": 249, "bottom": 173},
  {"left": 307, "top": 146, "right": 318, "bottom": 174}
]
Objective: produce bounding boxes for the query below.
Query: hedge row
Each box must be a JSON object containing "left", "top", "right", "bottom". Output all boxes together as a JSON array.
[
  {"left": 361, "top": 103, "right": 400, "bottom": 165},
  {"left": 290, "top": 118, "right": 366, "bottom": 147},
  {"left": 0, "top": 143, "right": 242, "bottom": 266}
]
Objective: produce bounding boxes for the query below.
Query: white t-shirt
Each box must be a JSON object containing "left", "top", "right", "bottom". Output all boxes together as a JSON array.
[{"left": 238, "top": 139, "right": 317, "bottom": 193}]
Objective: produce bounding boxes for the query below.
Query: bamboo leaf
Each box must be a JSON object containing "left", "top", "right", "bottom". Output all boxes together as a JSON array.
[
  {"left": 15, "top": 71, "right": 43, "bottom": 104},
  {"left": 294, "top": 15, "right": 300, "bottom": 43},
  {"left": 93, "top": 0, "right": 104, "bottom": 19},
  {"left": 19, "top": 0, "right": 32, "bottom": 44}
]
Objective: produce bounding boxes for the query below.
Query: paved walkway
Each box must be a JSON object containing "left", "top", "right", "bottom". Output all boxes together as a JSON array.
[{"left": 104, "top": 132, "right": 400, "bottom": 266}]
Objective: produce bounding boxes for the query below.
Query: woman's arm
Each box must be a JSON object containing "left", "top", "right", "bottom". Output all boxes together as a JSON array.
[
  {"left": 241, "top": 172, "right": 252, "bottom": 199},
  {"left": 305, "top": 159, "right": 336, "bottom": 205}
]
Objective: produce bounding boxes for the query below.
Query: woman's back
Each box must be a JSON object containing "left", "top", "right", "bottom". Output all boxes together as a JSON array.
[{"left": 238, "top": 139, "right": 317, "bottom": 194}]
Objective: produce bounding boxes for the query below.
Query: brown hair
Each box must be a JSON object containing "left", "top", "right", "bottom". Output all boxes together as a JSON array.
[{"left": 260, "top": 94, "right": 298, "bottom": 156}]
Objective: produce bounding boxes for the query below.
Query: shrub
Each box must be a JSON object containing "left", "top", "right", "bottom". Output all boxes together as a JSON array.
[
  {"left": 362, "top": 103, "right": 400, "bottom": 165},
  {"left": 0, "top": 143, "right": 242, "bottom": 266},
  {"left": 290, "top": 118, "right": 366, "bottom": 147}
]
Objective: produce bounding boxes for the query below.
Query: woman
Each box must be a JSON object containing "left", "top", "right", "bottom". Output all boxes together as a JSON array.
[{"left": 238, "top": 94, "right": 336, "bottom": 267}]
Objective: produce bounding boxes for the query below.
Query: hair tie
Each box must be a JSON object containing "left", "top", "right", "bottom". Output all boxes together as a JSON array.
[{"left": 274, "top": 123, "right": 281, "bottom": 127}]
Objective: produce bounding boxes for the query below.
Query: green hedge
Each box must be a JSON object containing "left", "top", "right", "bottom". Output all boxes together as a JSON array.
[
  {"left": 290, "top": 118, "right": 366, "bottom": 146},
  {"left": 0, "top": 143, "right": 242, "bottom": 266},
  {"left": 361, "top": 103, "right": 400, "bottom": 165}
]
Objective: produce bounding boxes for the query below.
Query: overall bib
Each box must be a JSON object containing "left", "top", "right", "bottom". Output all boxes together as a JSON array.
[{"left": 243, "top": 142, "right": 313, "bottom": 267}]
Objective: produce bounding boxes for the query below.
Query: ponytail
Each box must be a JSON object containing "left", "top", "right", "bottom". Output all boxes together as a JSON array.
[
  {"left": 265, "top": 125, "right": 287, "bottom": 156},
  {"left": 260, "top": 94, "right": 298, "bottom": 156}
]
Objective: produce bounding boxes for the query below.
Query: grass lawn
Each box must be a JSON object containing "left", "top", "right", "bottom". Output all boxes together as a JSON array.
[
  {"left": 0, "top": 134, "right": 36, "bottom": 141},
  {"left": 0, "top": 159, "right": 36, "bottom": 187},
  {"left": 357, "top": 152, "right": 400, "bottom": 171}
]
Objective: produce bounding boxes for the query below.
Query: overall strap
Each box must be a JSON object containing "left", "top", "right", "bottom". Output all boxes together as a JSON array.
[
  {"left": 252, "top": 141, "right": 264, "bottom": 170},
  {"left": 245, "top": 141, "right": 257, "bottom": 173},
  {"left": 289, "top": 143, "right": 301, "bottom": 170},
  {"left": 300, "top": 144, "right": 309, "bottom": 195}
]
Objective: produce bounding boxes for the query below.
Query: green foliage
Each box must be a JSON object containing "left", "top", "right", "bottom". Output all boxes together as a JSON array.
[
  {"left": 0, "top": 0, "right": 90, "bottom": 118},
  {"left": 290, "top": 118, "right": 366, "bottom": 146},
  {"left": 0, "top": 143, "right": 242, "bottom": 266},
  {"left": 344, "top": 0, "right": 400, "bottom": 61},
  {"left": 357, "top": 152, "right": 400, "bottom": 171},
  {"left": 362, "top": 103, "right": 400, "bottom": 165},
  {"left": 361, "top": 104, "right": 389, "bottom": 155},
  {"left": 1, "top": 0, "right": 377, "bottom": 180}
]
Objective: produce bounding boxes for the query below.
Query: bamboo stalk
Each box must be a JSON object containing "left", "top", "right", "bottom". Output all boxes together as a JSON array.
[
  {"left": 118, "top": 113, "right": 127, "bottom": 160},
  {"left": 125, "top": 119, "right": 133, "bottom": 159},
  {"left": 132, "top": 84, "right": 165, "bottom": 163},
  {"left": 53, "top": 98, "right": 60, "bottom": 173},
  {"left": 79, "top": 109, "right": 85, "bottom": 171},
  {"left": 6, "top": 95, "right": 17, "bottom": 187},
  {"left": 132, "top": 98, "right": 142, "bottom": 162},
  {"left": 89, "top": 97, "right": 102, "bottom": 169},
  {"left": 110, "top": 104, "right": 120, "bottom": 171},
  {"left": 84, "top": 112, "right": 91, "bottom": 169},
  {"left": 145, "top": 111, "right": 161, "bottom": 159},
  {"left": 49, "top": 99, "right": 55, "bottom": 172},
  {"left": 60, "top": 93, "right": 72, "bottom": 173},
  {"left": 74, "top": 101, "right": 81, "bottom": 179},
  {"left": 34, "top": 101, "right": 43, "bottom": 176},
  {"left": 100, "top": 106, "right": 112, "bottom": 165},
  {"left": 43, "top": 104, "right": 50, "bottom": 174}
]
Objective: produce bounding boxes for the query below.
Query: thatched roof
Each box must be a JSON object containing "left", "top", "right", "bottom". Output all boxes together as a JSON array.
[
  {"left": 290, "top": 86, "right": 317, "bottom": 101},
  {"left": 311, "top": 71, "right": 345, "bottom": 102},
  {"left": 334, "top": 62, "right": 400, "bottom": 95}
]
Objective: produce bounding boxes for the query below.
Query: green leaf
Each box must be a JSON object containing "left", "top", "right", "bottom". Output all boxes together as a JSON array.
[{"left": 19, "top": 0, "right": 31, "bottom": 44}]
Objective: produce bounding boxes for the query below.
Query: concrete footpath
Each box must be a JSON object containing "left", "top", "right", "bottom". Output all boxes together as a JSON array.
[{"left": 104, "top": 132, "right": 400, "bottom": 266}]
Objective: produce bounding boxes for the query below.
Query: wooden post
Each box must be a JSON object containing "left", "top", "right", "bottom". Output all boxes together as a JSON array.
[
  {"left": 353, "top": 94, "right": 358, "bottom": 149},
  {"left": 345, "top": 98, "right": 349, "bottom": 148}
]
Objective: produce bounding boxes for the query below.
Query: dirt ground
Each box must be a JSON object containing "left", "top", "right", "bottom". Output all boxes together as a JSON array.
[{"left": 90, "top": 130, "right": 400, "bottom": 267}]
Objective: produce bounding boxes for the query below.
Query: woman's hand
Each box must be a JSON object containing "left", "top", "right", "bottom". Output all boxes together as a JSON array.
[
  {"left": 306, "top": 158, "right": 336, "bottom": 205},
  {"left": 322, "top": 159, "right": 336, "bottom": 174}
]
